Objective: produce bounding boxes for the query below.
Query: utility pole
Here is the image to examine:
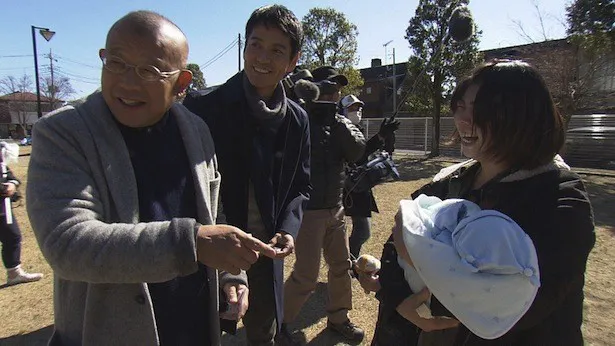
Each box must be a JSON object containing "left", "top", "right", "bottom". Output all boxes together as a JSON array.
[
  {"left": 46, "top": 49, "right": 57, "bottom": 109},
  {"left": 383, "top": 40, "right": 393, "bottom": 116},
  {"left": 49, "top": 49, "right": 55, "bottom": 109},
  {"left": 238, "top": 33, "right": 242, "bottom": 72},
  {"left": 392, "top": 48, "right": 396, "bottom": 112}
]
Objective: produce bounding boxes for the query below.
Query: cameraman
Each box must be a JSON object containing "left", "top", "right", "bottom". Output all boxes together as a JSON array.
[
  {"left": 340, "top": 95, "right": 400, "bottom": 259},
  {"left": 0, "top": 163, "right": 43, "bottom": 286},
  {"left": 281, "top": 66, "right": 366, "bottom": 343}
]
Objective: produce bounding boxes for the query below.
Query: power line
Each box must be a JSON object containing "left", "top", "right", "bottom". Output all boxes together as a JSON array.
[
  {"left": 54, "top": 71, "right": 100, "bottom": 85},
  {"left": 54, "top": 55, "right": 99, "bottom": 69},
  {"left": 53, "top": 66, "right": 99, "bottom": 81},
  {"left": 0, "top": 54, "right": 43, "bottom": 58},
  {"left": 199, "top": 38, "right": 238, "bottom": 69},
  {"left": 0, "top": 66, "right": 34, "bottom": 71},
  {"left": 201, "top": 42, "right": 238, "bottom": 70}
]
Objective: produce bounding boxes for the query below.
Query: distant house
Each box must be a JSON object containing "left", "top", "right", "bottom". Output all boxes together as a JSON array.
[
  {"left": 358, "top": 59, "right": 408, "bottom": 118},
  {"left": 357, "top": 38, "right": 615, "bottom": 118},
  {"left": 0, "top": 92, "right": 57, "bottom": 138},
  {"left": 483, "top": 38, "right": 615, "bottom": 114}
]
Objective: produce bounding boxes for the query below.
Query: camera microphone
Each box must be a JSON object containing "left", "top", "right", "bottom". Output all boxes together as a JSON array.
[
  {"left": 391, "top": 5, "right": 476, "bottom": 119},
  {"left": 294, "top": 79, "right": 320, "bottom": 103},
  {"left": 447, "top": 5, "right": 474, "bottom": 43}
]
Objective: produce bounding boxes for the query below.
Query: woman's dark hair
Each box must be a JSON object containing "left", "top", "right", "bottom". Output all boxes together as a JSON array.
[
  {"left": 450, "top": 60, "right": 565, "bottom": 170},
  {"left": 245, "top": 4, "right": 304, "bottom": 59}
]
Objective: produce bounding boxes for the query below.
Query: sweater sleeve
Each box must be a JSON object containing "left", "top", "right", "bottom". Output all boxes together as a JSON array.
[{"left": 27, "top": 111, "right": 200, "bottom": 284}]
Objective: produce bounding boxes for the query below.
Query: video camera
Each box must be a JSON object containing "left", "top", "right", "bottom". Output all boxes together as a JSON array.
[{"left": 345, "top": 151, "right": 400, "bottom": 194}]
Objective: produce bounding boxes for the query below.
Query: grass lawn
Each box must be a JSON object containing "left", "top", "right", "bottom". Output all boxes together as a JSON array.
[{"left": 1, "top": 149, "right": 613, "bottom": 345}]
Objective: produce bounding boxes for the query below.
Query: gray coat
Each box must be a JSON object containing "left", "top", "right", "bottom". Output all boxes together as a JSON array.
[{"left": 27, "top": 92, "right": 228, "bottom": 346}]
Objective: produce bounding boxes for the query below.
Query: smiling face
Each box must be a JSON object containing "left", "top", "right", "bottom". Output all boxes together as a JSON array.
[
  {"left": 453, "top": 83, "right": 491, "bottom": 161},
  {"left": 243, "top": 24, "right": 299, "bottom": 100},
  {"left": 100, "top": 21, "right": 191, "bottom": 128}
]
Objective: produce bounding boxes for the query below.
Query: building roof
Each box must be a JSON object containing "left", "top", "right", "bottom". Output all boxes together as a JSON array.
[
  {"left": 359, "top": 62, "right": 408, "bottom": 81},
  {"left": 482, "top": 38, "right": 570, "bottom": 58},
  {"left": 0, "top": 91, "right": 53, "bottom": 102}
]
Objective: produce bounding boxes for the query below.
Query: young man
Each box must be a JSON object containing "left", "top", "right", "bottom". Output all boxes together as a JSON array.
[
  {"left": 183, "top": 5, "right": 310, "bottom": 346},
  {"left": 281, "top": 66, "right": 366, "bottom": 343},
  {"left": 27, "top": 11, "right": 276, "bottom": 346}
]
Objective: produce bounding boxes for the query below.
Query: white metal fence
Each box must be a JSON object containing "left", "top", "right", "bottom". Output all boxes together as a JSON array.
[{"left": 361, "top": 114, "right": 615, "bottom": 169}]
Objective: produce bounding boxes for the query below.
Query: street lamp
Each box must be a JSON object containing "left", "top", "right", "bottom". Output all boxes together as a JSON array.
[
  {"left": 383, "top": 40, "right": 396, "bottom": 114},
  {"left": 31, "top": 25, "right": 55, "bottom": 117}
]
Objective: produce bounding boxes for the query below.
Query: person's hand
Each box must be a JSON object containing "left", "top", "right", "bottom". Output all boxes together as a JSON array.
[
  {"left": 220, "top": 283, "right": 249, "bottom": 321},
  {"left": 392, "top": 211, "right": 414, "bottom": 267},
  {"left": 196, "top": 225, "right": 277, "bottom": 274},
  {"left": 268, "top": 232, "right": 295, "bottom": 258},
  {"left": 1, "top": 183, "right": 16, "bottom": 197},
  {"left": 378, "top": 117, "right": 401, "bottom": 140},
  {"left": 396, "top": 288, "right": 460, "bottom": 332},
  {"left": 356, "top": 269, "right": 381, "bottom": 293}
]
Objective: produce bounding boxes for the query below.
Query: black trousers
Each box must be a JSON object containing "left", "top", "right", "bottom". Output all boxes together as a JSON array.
[
  {"left": 243, "top": 256, "right": 277, "bottom": 346},
  {"left": 0, "top": 215, "right": 21, "bottom": 269}
]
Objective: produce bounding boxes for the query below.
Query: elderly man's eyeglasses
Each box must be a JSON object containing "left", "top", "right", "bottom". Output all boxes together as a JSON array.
[{"left": 99, "top": 50, "right": 181, "bottom": 82}]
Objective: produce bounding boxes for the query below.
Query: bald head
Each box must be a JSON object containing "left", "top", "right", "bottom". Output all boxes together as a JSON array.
[{"left": 107, "top": 11, "right": 189, "bottom": 68}]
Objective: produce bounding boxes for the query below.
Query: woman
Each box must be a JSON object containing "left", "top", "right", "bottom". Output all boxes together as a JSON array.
[{"left": 359, "top": 60, "right": 595, "bottom": 346}]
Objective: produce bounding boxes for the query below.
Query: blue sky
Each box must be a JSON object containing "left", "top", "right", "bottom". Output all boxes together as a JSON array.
[{"left": 0, "top": 0, "right": 570, "bottom": 99}]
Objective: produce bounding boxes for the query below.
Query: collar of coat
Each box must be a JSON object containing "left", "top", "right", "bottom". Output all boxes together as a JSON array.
[{"left": 432, "top": 155, "right": 571, "bottom": 184}]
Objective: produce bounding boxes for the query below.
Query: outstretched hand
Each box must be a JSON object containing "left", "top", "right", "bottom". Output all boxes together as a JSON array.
[
  {"left": 396, "top": 288, "right": 460, "bottom": 332},
  {"left": 196, "top": 225, "right": 277, "bottom": 275}
]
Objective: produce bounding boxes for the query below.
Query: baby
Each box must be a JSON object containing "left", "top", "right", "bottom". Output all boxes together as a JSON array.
[{"left": 394, "top": 195, "right": 541, "bottom": 340}]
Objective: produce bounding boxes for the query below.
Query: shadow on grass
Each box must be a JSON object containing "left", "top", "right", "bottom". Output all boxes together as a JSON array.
[
  {"left": 0, "top": 325, "right": 53, "bottom": 346},
  {"left": 394, "top": 156, "right": 453, "bottom": 182},
  {"left": 307, "top": 327, "right": 363, "bottom": 346},
  {"left": 222, "top": 282, "right": 329, "bottom": 345},
  {"left": 581, "top": 177, "right": 615, "bottom": 229}
]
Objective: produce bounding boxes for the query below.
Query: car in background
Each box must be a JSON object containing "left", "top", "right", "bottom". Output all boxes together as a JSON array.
[{"left": 562, "top": 126, "right": 615, "bottom": 170}]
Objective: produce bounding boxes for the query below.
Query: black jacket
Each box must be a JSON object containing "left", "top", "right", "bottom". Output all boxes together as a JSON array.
[
  {"left": 305, "top": 102, "right": 365, "bottom": 210},
  {"left": 0, "top": 165, "right": 20, "bottom": 217},
  {"left": 372, "top": 159, "right": 595, "bottom": 346},
  {"left": 343, "top": 128, "right": 383, "bottom": 217},
  {"left": 183, "top": 72, "right": 311, "bottom": 327}
]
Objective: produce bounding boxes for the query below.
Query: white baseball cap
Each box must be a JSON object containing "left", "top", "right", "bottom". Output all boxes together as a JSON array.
[{"left": 340, "top": 94, "right": 364, "bottom": 109}]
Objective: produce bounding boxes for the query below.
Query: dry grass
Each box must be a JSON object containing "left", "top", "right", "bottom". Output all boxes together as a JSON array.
[{"left": 1, "top": 152, "right": 613, "bottom": 345}]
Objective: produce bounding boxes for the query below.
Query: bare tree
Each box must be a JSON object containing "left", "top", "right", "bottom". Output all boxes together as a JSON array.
[
  {"left": 510, "top": 0, "right": 556, "bottom": 43},
  {"left": 0, "top": 74, "right": 35, "bottom": 134},
  {"left": 507, "top": 0, "right": 615, "bottom": 120},
  {"left": 41, "top": 76, "right": 75, "bottom": 110}
]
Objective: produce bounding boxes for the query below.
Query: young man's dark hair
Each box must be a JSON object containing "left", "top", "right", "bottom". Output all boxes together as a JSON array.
[{"left": 245, "top": 4, "right": 304, "bottom": 59}]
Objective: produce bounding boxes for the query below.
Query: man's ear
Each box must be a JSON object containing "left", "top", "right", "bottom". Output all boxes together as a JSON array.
[
  {"left": 174, "top": 70, "right": 193, "bottom": 95},
  {"left": 287, "top": 51, "right": 301, "bottom": 73}
]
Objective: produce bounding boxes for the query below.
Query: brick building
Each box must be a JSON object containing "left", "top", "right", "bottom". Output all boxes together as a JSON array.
[
  {"left": 358, "top": 59, "right": 408, "bottom": 118},
  {"left": 483, "top": 39, "right": 615, "bottom": 115},
  {"left": 358, "top": 38, "right": 615, "bottom": 118}
]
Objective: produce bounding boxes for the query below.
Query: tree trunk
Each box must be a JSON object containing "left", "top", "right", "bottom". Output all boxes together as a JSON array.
[{"left": 430, "top": 70, "right": 443, "bottom": 157}]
